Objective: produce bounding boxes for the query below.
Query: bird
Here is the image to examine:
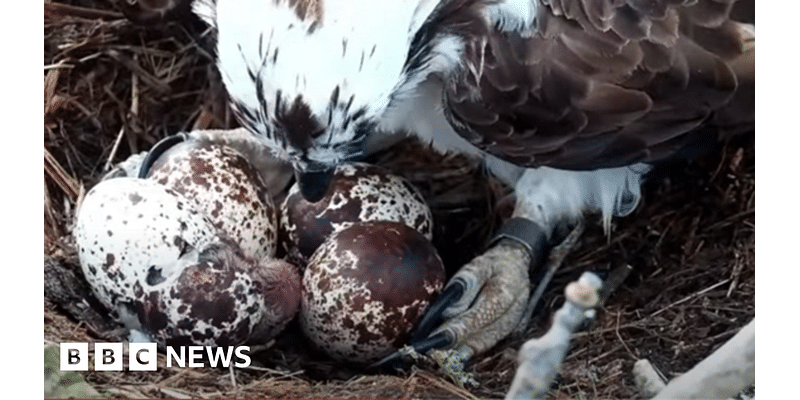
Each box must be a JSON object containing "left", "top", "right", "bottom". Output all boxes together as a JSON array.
[{"left": 190, "top": 0, "right": 754, "bottom": 364}]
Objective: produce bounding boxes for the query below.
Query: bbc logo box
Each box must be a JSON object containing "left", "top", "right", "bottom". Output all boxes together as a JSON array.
[
  {"left": 60, "top": 343, "right": 157, "bottom": 371},
  {"left": 60, "top": 343, "right": 251, "bottom": 371}
]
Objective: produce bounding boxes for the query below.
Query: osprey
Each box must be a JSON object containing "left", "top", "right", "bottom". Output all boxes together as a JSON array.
[{"left": 192, "top": 0, "right": 754, "bottom": 361}]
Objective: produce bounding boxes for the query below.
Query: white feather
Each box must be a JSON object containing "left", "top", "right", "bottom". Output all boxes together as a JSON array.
[
  {"left": 486, "top": 0, "right": 538, "bottom": 36},
  {"left": 214, "top": 0, "right": 434, "bottom": 117},
  {"left": 381, "top": 76, "right": 480, "bottom": 158},
  {"left": 192, "top": 0, "right": 216, "bottom": 29},
  {"left": 512, "top": 164, "right": 649, "bottom": 235}
]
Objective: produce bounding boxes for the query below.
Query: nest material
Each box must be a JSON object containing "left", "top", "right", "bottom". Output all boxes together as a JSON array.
[{"left": 44, "top": 2, "right": 755, "bottom": 398}]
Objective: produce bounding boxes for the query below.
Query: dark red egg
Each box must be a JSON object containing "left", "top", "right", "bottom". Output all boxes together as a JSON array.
[
  {"left": 299, "top": 221, "right": 445, "bottom": 364},
  {"left": 280, "top": 163, "right": 433, "bottom": 266}
]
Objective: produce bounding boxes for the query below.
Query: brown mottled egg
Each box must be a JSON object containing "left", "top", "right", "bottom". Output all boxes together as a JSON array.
[
  {"left": 146, "top": 139, "right": 277, "bottom": 260},
  {"left": 136, "top": 241, "right": 301, "bottom": 347},
  {"left": 74, "top": 177, "right": 300, "bottom": 347},
  {"left": 281, "top": 163, "right": 433, "bottom": 266},
  {"left": 300, "top": 221, "right": 445, "bottom": 364}
]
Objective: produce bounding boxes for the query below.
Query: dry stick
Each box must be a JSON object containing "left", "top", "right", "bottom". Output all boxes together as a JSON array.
[
  {"left": 127, "top": 56, "right": 141, "bottom": 155},
  {"left": 240, "top": 365, "right": 305, "bottom": 379},
  {"left": 649, "top": 279, "right": 730, "bottom": 317},
  {"left": 505, "top": 272, "right": 603, "bottom": 400},
  {"left": 159, "top": 387, "right": 193, "bottom": 399},
  {"left": 653, "top": 318, "right": 755, "bottom": 399},
  {"left": 44, "top": 147, "right": 81, "bottom": 201},
  {"left": 44, "top": 3, "right": 124, "bottom": 20},
  {"left": 228, "top": 364, "right": 239, "bottom": 398},
  {"left": 418, "top": 370, "right": 480, "bottom": 400},
  {"left": 516, "top": 221, "right": 586, "bottom": 332},
  {"left": 103, "top": 127, "right": 127, "bottom": 173},
  {"left": 633, "top": 359, "right": 667, "bottom": 398}
]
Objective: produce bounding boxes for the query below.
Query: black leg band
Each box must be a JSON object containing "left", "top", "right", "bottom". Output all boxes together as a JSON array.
[
  {"left": 137, "top": 133, "right": 187, "bottom": 178},
  {"left": 488, "top": 217, "right": 549, "bottom": 271}
]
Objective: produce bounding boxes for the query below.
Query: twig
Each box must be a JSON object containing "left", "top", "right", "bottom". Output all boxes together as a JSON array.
[
  {"left": 649, "top": 279, "right": 730, "bottom": 317},
  {"left": 240, "top": 365, "right": 305, "bottom": 379},
  {"left": 633, "top": 359, "right": 667, "bottom": 398},
  {"left": 103, "top": 126, "right": 126, "bottom": 172},
  {"left": 44, "top": 3, "right": 124, "bottom": 21},
  {"left": 597, "top": 264, "right": 633, "bottom": 304},
  {"left": 505, "top": 272, "right": 603, "bottom": 400},
  {"left": 228, "top": 364, "right": 239, "bottom": 397},
  {"left": 417, "top": 369, "right": 480, "bottom": 400},
  {"left": 127, "top": 57, "right": 141, "bottom": 155},
  {"left": 517, "top": 221, "right": 585, "bottom": 331},
  {"left": 44, "top": 62, "right": 75, "bottom": 71},
  {"left": 44, "top": 147, "right": 81, "bottom": 201},
  {"left": 159, "top": 387, "right": 193, "bottom": 399},
  {"left": 615, "top": 311, "right": 636, "bottom": 359},
  {"left": 653, "top": 319, "right": 755, "bottom": 399}
]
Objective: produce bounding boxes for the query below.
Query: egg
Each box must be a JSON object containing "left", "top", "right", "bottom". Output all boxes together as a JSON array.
[
  {"left": 145, "top": 139, "right": 278, "bottom": 261},
  {"left": 74, "top": 177, "right": 300, "bottom": 347},
  {"left": 300, "top": 221, "right": 445, "bottom": 364},
  {"left": 281, "top": 163, "right": 433, "bottom": 266}
]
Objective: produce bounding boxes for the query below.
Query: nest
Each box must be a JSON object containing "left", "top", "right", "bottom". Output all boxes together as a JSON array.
[{"left": 44, "top": 2, "right": 755, "bottom": 398}]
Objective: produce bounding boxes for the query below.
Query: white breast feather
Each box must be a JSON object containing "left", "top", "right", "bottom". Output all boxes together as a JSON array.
[{"left": 212, "top": 0, "right": 434, "bottom": 118}]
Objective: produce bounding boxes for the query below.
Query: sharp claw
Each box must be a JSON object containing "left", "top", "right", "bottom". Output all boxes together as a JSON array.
[
  {"left": 431, "top": 244, "right": 532, "bottom": 356},
  {"left": 137, "top": 133, "right": 187, "bottom": 178},
  {"left": 367, "top": 350, "right": 409, "bottom": 372},
  {"left": 411, "top": 332, "right": 454, "bottom": 354},
  {"left": 367, "top": 332, "right": 454, "bottom": 372},
  {"left": 409, "top": 280, "right": 465, "bottom": 343}
]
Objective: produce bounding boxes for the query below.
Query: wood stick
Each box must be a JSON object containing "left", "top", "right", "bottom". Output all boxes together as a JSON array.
[{"left": 653, "top": 319, "right": 754, "bottom": 399}]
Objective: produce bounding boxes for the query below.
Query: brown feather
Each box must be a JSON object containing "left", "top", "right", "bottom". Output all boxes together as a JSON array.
[{"left": 442, "top": 0, "right": 753, "bottom": 170}]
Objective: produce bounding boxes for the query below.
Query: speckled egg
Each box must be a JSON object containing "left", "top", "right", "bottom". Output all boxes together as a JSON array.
[
  {"left": 74, "top": 177, "right": 300, "bottom": 347},
  {"left": 281, "top": 163, "right": 433, "bottom": 266},
  {"left": 145, "top": 139, "right": 278, "bottom": 260},
  {"left": 300, "top": 221, "right": 445, "bottom": 364}
]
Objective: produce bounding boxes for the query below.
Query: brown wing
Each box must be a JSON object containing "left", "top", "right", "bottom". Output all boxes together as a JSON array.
[{"left": 444, "top": 0, "right": 754, "bottom": 170}]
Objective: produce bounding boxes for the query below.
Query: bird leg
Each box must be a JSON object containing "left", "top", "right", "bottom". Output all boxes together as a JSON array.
[
  {"left": 370, "top": 223, "right": 543, "bottom": 371},
  {"left": 371, "top": 166, "right": 646, "bottom": 371},
  {"left": 410, "top": 219, "right": 585, "bottom": 380},
  {"left": 423, "top": 239, "right": 534, "bottom": 359}
]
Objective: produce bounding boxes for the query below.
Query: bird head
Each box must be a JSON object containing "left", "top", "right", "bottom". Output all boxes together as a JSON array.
[{"left": 193, "top": 0, "right": 450, "bottom": 201}]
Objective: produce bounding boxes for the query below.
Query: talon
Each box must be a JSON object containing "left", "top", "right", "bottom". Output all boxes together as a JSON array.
[
  {"left": 411, "top": 331, "right": 454, "bottom": 354},
  {"left": 137, "top": 133, "right": 187, "bottom": 178},
  {"left": 410, "top": 280, "right": 465, "bottom": 343},
  {"left": 429, "top": 243, "right": 532, "bottom": 355},
  {"left": 367, "top": 332, "right": 453, "bottom": 372},
  {"left": 367, "top": 350, "right": 409, "bottom": 372},
  {"left": 397, "top": 218, "right": 584, "bottom": 365}
]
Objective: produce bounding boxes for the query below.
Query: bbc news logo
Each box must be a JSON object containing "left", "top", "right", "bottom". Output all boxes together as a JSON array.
[{"left": 60, "top": 343, "right": 252, "bottom": 371}]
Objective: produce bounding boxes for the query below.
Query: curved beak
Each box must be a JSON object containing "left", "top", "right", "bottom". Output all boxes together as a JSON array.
[{"left": 295, "top": 168, "right": 335, "bottom": 202}]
